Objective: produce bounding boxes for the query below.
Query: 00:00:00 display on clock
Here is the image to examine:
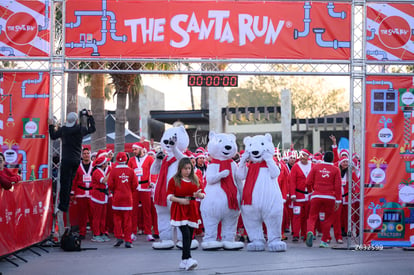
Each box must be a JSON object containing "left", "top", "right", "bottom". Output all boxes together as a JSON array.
[{"left": 187, "top": 75, "right": 238, "bottom": 87}]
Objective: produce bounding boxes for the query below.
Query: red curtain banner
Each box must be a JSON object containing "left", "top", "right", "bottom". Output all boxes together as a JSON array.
[
  {"left": 364, "top": 76, "right": 414, "bottom": 247},
  {"left": 0, "top": 179, "right": 53, "bottom": 256},
  {"left": 366, "top": 3, "right": 414, "bottom": 61},
  {"left": 0, "top": 0, "right": 50, "bottom": 57},
  {"left": 65, "top": 0, "right": 351, "bottom": 60}
]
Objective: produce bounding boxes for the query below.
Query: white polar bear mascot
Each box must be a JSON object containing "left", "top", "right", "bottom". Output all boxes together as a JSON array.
[
  {"left": 200, "top": 131, "right": 244, "bottom": 250},
  {"left": 236, "top": 133, "right": 287, "bottom": 252},
  {"left": 151, "top": 126, "right": 198, "bottom": 250}
]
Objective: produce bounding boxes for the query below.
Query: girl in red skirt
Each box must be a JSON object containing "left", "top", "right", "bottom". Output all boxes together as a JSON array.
[{"left": 167, "top": 157, "right": 205, "bottom": 271}]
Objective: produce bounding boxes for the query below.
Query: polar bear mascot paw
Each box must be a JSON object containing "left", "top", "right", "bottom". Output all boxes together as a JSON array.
[
  {"left": 201, "top": 241, "right": 224, "bottom": 251},
  {"left": 152, "top": 240, "right": 175, "bottom": 250},
  {"left": 223, "top": 240, "right": 245, "bottom": 250},
  {"left": 268, "top": 240, "right": 287, "bottom": 252},
  {"left": 247, "top": 240, "right": 266, "bottom": 251}
]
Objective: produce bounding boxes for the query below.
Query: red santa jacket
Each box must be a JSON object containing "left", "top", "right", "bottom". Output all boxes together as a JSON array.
[
  {"left": 72, "top": 161, "right": 93, "bottom": 198},
  {"left": 306, "top": 162, "right": 342, "bottom": 203},
  {"left": 194, "top": 167, "right": 205, "bottom": 189},
  {"left": 277, "top": 160, "right": 290, "bottom": 203},
  {"left": 340, "top": 169, "right": 360, "bottom": 204},
  {"left": 108, "top": 164, "right": 138, "bottom": 210},
  {"left": 289, "top": 161, "right": 312, "bottom": 202},
  {"left": 128, "top": 154, "right": 154, "bottom": 191},
  {"left": 90, "top": 168, "right": 108, "bottom": 204},
  {"left": 0, "top": 168, "right": 21, "bottom": 190}
]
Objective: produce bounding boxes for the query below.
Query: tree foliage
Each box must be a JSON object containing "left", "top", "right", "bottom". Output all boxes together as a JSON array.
[{"left": 228, "top": 75, "right": 348, "bottom": 118}]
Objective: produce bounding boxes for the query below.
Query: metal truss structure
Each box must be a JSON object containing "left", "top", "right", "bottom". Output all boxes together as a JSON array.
[{"left": 1, "top": 0, "right": 414, "bottom": 249}]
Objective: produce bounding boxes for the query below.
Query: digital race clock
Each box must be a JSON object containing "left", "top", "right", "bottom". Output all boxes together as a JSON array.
[{"left": 187, "top": 75, "right": 238, "bottom": 87}]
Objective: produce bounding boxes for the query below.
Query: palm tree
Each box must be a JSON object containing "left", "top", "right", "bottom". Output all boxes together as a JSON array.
[
  {"left": 110, "top": 62, "right": 177, "bottom": 154},
  {"left": 109, "top": 63, "right": 141, "bottom": 154},
  {"left": 126, "top": 76, "right": 142, "bottom": 135},
  {"left": 90, "top": 63, "right": 107, "bottom": 152}
]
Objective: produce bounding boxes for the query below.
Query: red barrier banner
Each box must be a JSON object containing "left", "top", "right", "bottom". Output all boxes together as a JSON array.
[
  {"left": 366, "top": 3, "right": 414, "bottom": 61},
  {"left": 0, "top": 179, "right": 53, "bottom": 256},
  {"left": 0, "top": 72, "right": 50, "bottom": 181},
  {"left": 364, "top": 76, "right": 414, "bottom": 247},
  {"left": 0, "top": 0, "right": 50, "bottom": 57},
  {"left": 65, "top": 0, "right": 351, "bottom": 60}
]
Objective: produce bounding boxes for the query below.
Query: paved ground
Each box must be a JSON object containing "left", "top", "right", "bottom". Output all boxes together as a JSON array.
[{"left": 1, "top": 233, "right": 413, "bottom": 275}]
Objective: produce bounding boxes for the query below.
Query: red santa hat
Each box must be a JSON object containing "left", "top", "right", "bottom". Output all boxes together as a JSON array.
[
  {"left": 195, "top": 152, "right": 205, "bottom": 159},
  {"left": 299, "top": 149, "right": 311, "bottom": 157},
  {"left": 116, "top": 152, "right": 128, "bottom": 163},
  {"left": 93, "top": 155, "right": 107, "bottom": 167},
  {"left": 97, "top": 149, "right": 108, "bottom": 159},
  {"left": 195, "top": 147, "right": 205, "bottom": 153},
  {"left": 313, "top": 152, "right": 323, "bottom": 161},
  {"left": 91, "top": 152, "right": 97, "bottom": 158},
  {"left": 132, "top": 142, "right": 144, "bottom": 149},
  {"left": 184, "top": 150, "right": 193, "bottom": 158},
  {"left": 288, "top": 150, "right": 297, "bottom": 159},
  {"left": 147, "top": 150, "right": 156, "bottom": 156},
  {"left": 338, "top": 156, "right": 349, "bottom": 165},
  {"left": 107, "top": 149, "right": 113, "bottom": 155},
  {"left": 352, "top": 152, "right": 360, "bottom": 160},
  {"left": 339, "top": 149, "right": 349, "bottom": 157}
]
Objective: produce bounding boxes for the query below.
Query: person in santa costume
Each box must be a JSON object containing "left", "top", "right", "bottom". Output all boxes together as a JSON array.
[
  {"left": 96, "top": 149, "right": 114, "bottom": 236},
  {"left": 167, "top": 157, "right": 205, "bottom": 270},
  {"left": 305, "top": 151, "right": 341, "bottom": 248},
  {"left": 275, "top": 149, "right": 290, "bottom": 241},
  {"left": 90, "top": 156, "right": 110, "bottom": 242},
  {"left": 289, "top": 149, "right": 312, "bottom": 242},
  {"left": 128, "top": 142, "right": 155, "bottom": 241},
  {"left": 108, "top": 152, "right": 138, "bottom": 248},
  {"left": 330, "top": 155, "right": 360, "bottom": 243},
  {"left": 284, "top": 149, "right": 297, "bottom": 235},
  {"left": 71, "top": 147, "right": 93, "bottom": 239}
]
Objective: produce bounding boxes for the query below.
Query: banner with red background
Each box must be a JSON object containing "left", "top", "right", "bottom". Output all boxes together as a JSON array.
[
  {"left": 0, "top": 0, "right": 50, "bottom": 57},
  {"left": 0, "top": 179, "right": 53, "bottom": 256},
  {"left": 364, "top": 76, "right": 414, "bottom": 247},
  {"left": 0, "top": 72, "right": 51, "bottom": 256},
  {"left": 366, "top": 3, "right": 414, "bottom": 61},
  {"left": 65, "top": 0, "right": 351, "bottom": 60}
]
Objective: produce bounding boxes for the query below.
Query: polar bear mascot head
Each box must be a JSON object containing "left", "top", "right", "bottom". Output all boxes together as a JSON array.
[
  {"left": 207, "top": 131, "right": 238, "bottom": 161},
  {"left": 243, "top": 133, "right": 275, "bottom": 163},
  {"left": 160, "top": 125, "right": 189, "bottom": 155}
]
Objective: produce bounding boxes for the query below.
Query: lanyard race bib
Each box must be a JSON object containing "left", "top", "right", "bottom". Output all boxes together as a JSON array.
[{"left": 134, "top": 168, "right": 143, "bottom": 177}]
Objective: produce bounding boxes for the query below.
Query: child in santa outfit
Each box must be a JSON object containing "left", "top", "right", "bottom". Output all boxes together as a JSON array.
[
  {"left": 90, "top": 156, "right": 110, "bottom": 242},
  {"left": 108, "top": 152, "right": 138, "bottom": 248},
  {"left": 167, "top": 157, "right": 205, "bottom": 271}
]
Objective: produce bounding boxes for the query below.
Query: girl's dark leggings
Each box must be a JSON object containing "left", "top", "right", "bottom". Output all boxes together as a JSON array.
[{"left": 179, "top": 225, "right": 194, "bottom": 260}]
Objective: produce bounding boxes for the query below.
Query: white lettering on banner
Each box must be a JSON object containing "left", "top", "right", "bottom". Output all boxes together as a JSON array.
[
  {"left": 170, "top": 14, "right": 189, "bottom": 48},
  {"left": 124, "top": 11, "right": 284, "bottom": 48},
  {"left": 209, "top": 10, "right": 230, "bottom": 40},
  {"left": 239, "top": 14, "right": 284, "bottom": 46},
  {"left": 125, "top": 18, "right": 166, "bottom": 43}
]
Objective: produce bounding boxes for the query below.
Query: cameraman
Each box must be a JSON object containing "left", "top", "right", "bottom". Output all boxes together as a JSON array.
[{"left": 48, "top": 110, "right": 96, "bottom": 217}]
